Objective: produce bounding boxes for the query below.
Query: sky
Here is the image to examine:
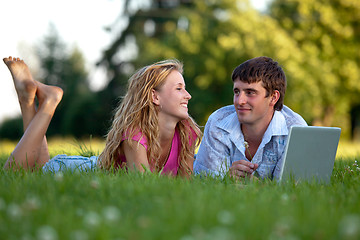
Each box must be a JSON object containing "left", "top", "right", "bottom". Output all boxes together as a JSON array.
[
  {"left": 0, "top": 0, "right": 269, "bottom": 125},
  {"left": 0, "top": 0, "right": 123, "bottom": 124}
]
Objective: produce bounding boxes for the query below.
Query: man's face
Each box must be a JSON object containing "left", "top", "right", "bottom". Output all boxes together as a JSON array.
[{"left": 233, "top": 79, "right": 277, "bottom": 127}]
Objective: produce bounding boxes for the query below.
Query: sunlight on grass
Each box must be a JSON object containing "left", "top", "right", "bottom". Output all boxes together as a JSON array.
[
  {"left": 336, "top": 140, "right": 360, "bottom": 160},
  {"left": 1, "top": 138, "right": 359, "bottom": 159},
  {"left": 0, "top": 137, "right": 105, "bottom": 158},
  {"left": 0, "top": 140, "right": 16, "bottom": 155},
  {"left": 47, "top": 137, "right": 105, "bottom": 156}
]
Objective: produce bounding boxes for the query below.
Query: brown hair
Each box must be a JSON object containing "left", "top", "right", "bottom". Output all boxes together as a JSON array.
[{"left": 231, "top": 56, "right": 286, "bottom": 110}]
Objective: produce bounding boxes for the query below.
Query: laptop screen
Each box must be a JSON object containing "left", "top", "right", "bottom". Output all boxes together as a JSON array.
[{"left": 278, "top": 126, "right": 341, "bottom": 183}]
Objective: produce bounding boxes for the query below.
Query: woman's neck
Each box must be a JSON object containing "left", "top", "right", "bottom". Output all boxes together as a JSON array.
[{"left": 158, "top": 115, "right": 177, "bottom": 144}]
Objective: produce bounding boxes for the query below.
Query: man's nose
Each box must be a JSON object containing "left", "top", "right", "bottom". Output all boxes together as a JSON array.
[{"left": 237, "top": 92, "right": 247, "bottom": 105}]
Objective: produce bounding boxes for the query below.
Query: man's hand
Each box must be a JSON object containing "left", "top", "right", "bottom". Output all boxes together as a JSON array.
[{"left": 229, "top": 160, "right": 259, "bottom": 179}]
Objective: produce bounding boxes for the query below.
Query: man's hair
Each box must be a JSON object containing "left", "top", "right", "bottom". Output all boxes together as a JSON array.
[{"left": 231, "top": 56, "right": 286, "bottom": 111}]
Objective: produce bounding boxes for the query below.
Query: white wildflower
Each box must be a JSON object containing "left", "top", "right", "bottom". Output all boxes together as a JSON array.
[
  {"left": 281, "top": 194, "right": 289, "bottom": 202},
  {"left": 217, "top": 210, "right": 234, "bottom": 225},
  {"left": 102, "top": 206, "right": 121, "bottom": 222},
  {"left": 54, "top": 172, "right": 63, "bottom": 182},
  {"left": 7, "top": 203, "right": 22, "bottom": 219},
  {"left": 37, "top": 225, "right": 58, "bottom": 240},
  {"left": 244, "top": 141, "right": 253, "bottom": 160},
  {"left": 90, "top": 179, "right": 100, "bottom": 189},
  {"left": 208, "top": 227, "right": 234, "bottom": 240},
  {"left": 23, "top": 196, "right": 41, "bottom": 210},
  {"left": 70, "top": 230, "right": 88, "bottom": 240},
  {"left": 338, "top": 214, "right": 360, "bottom": 239},
  {"left": 83, "top": 211, "right": 101, "bottom": 227}
]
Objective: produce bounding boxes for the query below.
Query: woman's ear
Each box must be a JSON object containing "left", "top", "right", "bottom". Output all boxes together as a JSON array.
[{"left": 152, "top": 89, "right": 160, "bottom": 105}]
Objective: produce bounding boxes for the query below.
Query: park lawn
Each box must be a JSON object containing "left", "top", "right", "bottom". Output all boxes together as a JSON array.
[{"left": 0, "top": 140, "right": 359, "bottom": 240}]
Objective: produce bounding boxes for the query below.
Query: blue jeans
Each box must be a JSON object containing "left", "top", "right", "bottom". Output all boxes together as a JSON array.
[{"left": 42, "top": 154, "right": 98, "bottom": 173}]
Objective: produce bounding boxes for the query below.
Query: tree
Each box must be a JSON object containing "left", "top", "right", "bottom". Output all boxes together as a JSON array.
[
  {"left": 269, "top": 0, "right": 360, "bottom": 138},
  {"left": 0, "top": 23, "right": 117, "bottom": 140},
  {"left": 99, "top": 0, "right": 360, "bottom": 138},
  {"left": 36, "top": 24, "right": 95, "bottom": 137},
  {"left": 99, "top": 0, "right": 306, "bottom": 125}
]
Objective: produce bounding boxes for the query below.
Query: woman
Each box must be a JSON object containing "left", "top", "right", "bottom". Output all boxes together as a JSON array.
[{"left": 3, "top": 56, "right": 201, "bottom": 177}]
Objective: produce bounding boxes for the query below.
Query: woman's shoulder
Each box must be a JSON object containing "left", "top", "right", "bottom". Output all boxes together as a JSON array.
[
  {"left": 122, "top": 128, "right": 148, "bottom": 149},
  {"left": 174, "top": 121, "right": 198, "bottom": 146}
]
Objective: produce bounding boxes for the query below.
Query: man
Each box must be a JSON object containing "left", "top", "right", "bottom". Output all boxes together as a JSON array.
[{"left": 193, "top": 56, "right": 307, "bottom": 180}]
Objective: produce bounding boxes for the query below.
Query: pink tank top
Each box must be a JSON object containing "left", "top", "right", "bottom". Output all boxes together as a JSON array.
[{"left": 119, "top": 129, "right": 181, "bottom": 175}]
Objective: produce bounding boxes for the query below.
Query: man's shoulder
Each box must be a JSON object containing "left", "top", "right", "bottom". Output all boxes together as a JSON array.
[
  {"left": 280, "top": 105, "right": 307, "bottom": 128},
  {"left": 208, "top": 105, "right": 235, "bottom": 122}
]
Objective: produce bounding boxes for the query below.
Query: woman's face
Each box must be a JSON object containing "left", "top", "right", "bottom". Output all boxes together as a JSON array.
[{"left": 152, "top": 70, "right": 191, "bottom": 122}]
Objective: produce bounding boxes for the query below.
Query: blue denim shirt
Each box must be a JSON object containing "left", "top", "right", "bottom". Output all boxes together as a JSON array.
[{"left": 193, "top": 105, "right": 307, "bottom": 179}]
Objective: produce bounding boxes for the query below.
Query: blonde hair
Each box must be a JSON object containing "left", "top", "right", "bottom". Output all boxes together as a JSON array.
[{"left": 99, "top": 59, "right": 201, "bottom": 175}]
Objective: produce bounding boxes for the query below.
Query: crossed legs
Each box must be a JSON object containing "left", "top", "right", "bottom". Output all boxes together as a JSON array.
[{"left": 3, "top": 57, "right": 63, "bottom": 170}]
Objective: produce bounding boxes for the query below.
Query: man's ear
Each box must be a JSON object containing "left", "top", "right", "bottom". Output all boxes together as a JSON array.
[
  {"left": 270, "top": 90, "right": 280, "bottom": 106},
  {"left": 152, "top": 89, "right": 160, "bottom": 105}
]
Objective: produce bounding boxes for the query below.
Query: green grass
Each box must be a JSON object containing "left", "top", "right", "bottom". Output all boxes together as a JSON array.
[{"left": 0, "top": 140, "right": 360, "bottom": 240}]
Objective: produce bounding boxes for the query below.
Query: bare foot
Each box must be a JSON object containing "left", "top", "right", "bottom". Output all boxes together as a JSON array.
[
  {"left": 3, "top": 56, "right": 37, "bottom": 105},
  {"left": 36, "top": 81, "right": 63, "bottom": 114}
]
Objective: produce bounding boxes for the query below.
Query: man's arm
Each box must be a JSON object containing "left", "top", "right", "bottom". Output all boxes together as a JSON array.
[
  {"left": 195, "top": 132, "right": 258, "bottom": 179},
  {"left": 193, "top": 117, "right": 231, "bottom": 177},
  {"left": 194, "top": 108, "right": 258, "bottom": 179}
]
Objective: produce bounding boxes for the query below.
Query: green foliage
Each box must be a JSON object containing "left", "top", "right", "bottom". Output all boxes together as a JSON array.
[
  {"left": 99, "top": 0, "right": 360, "bottom": 138},
  {"left": 61, "top": 93, "right": 109, "bottom": 138},
  {"left": 35, "top": 24, "right": 105, "bottom": 138},
  {"left": 269, "top": 0, "right": 360, "bottom": 137},
  {"left": 0, "top": 117, "right": 23, "bottom": 140},
  {"left": 0, "top": 24, "right": 102, "bottom": 140},
  {"left": 3, "top": 1, "right": 359, "bottom": 140},
  {"left": 100, "top": 0, "right": 306, "bottom": 124}
]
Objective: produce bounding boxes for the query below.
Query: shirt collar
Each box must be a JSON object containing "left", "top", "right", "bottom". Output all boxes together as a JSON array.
[
  {"left": 217, "top": 111, "right": 241, "bottom": 136},
  {"left": 260, "top": 110, "right": 288, "bottom": 148},
  {"left": 216, "top": 109, "right": 289, "bottom": 152},
  {"left": 217, "top": 109, "right": 288, "bottom": 135},
  {"left": 216, "top": 111, "right": 245, "bottom": 152},
  {"left": 265, "top": 110, "right": 289, "bottom": 136}
]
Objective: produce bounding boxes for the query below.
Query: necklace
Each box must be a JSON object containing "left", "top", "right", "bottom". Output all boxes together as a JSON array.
[{"left": 158, "top": 141, "right": 172, "bottom": 170}]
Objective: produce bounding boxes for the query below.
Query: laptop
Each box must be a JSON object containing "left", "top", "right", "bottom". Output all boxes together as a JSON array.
[{"left": 278, "top": 126, "right": 341, "bottom": 183}]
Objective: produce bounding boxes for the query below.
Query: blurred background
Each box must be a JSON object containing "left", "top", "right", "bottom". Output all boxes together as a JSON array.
[{"left": 1, "top": 0, "right": 360, "bottom": 142}]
